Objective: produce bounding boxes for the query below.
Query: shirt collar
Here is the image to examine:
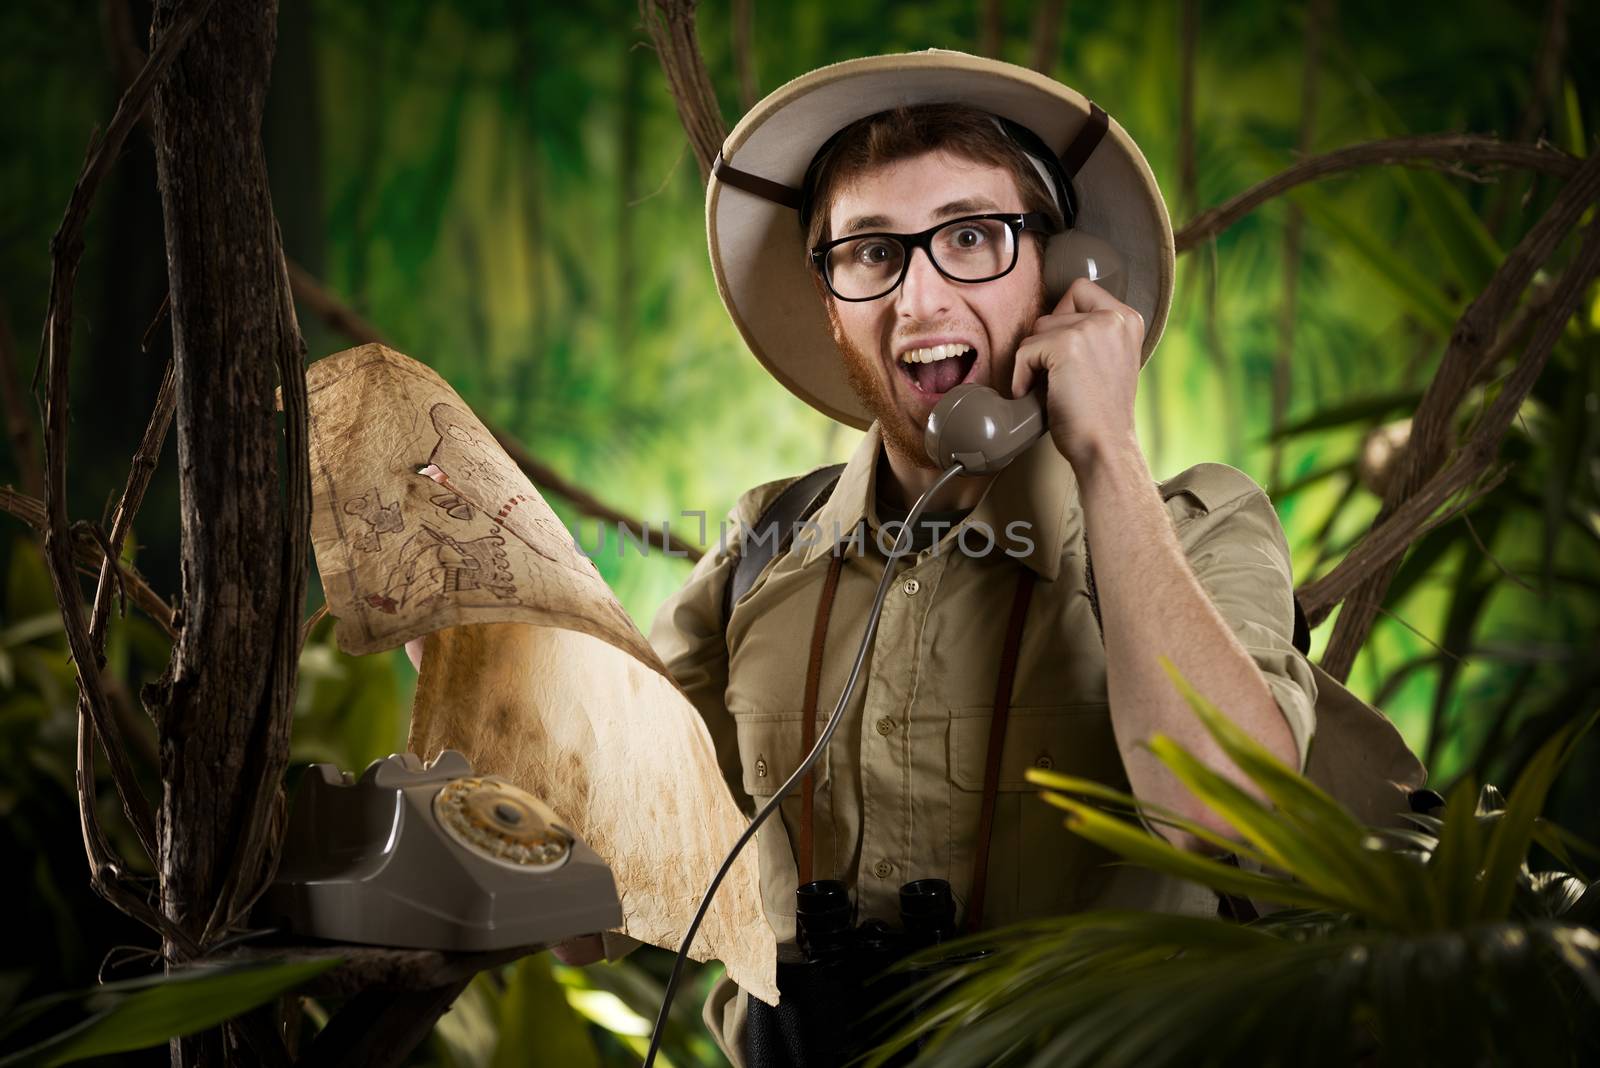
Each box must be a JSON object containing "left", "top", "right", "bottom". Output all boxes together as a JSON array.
[{"left": 800, "top": 422, "right": 1080, "bottom": 580}]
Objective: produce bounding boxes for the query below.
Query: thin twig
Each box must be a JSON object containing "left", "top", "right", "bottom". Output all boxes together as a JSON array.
[
  {"left": 88, "top": 360, "right": 174, "bottom": 647},
  {"left": 139, "top": 290, "right": 171, "bottom": 353},
  {"left": 299, "top": 601, "right": 329, "bottom": 651},
  {"left": 0, "top": 486, "right": 176, "bottom": 636},
  {"left": 1462, "top": 511, "right": 1535, "bottom": 592},
  {"left": 72, "top": 356, "right": 177, "bottom": 938}
]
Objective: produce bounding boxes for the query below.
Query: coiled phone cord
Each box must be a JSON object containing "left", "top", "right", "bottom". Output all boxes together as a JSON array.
[{"left": 643, "top": 461, "right": 969, "bottom": 1067}]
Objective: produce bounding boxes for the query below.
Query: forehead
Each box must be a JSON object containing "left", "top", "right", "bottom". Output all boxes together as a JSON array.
[{"left": 827, "top": 150, "right": 1027, "bottom": 235}]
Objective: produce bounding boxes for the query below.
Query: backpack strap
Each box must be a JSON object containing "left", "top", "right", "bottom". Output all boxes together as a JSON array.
[{"left": 722, "top": 463, "right": 848, "bottom": 626}]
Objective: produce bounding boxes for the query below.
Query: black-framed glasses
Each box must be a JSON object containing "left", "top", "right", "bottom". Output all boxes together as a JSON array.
[{"left": 809, "top": 212, "right": 1058, "bottom": 302}]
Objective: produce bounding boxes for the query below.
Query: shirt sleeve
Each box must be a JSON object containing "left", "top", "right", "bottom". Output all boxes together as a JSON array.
[
  {"left": 646, "top": 521, "right": 746, "bottom": 813},
  {"left": 1161, "top": 463, "right": 1319, "bottom": 771},
  {"left": 645, "top": 475, "right": 801, "bottom": 815}
]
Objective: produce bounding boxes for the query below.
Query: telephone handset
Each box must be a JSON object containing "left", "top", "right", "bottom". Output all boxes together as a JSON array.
[{"left": 924, "top": 384, "right": 1047, "bottom": 474}]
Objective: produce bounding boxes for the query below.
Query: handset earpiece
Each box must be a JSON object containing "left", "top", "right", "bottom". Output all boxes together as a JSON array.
[
  {"left": 993, "top": 115, "right": 1129, "bottom": 307},
  {"left": 925, "top": 384, "right": 1049, "bottom": 474},
  {"left": 1043, "top": 229, "right": 1127, "bottom": 305}
]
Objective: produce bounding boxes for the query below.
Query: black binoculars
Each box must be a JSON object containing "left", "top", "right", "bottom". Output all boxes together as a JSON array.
[{"left": 743, "top": 877, "right": 984, "bottom": 1067}]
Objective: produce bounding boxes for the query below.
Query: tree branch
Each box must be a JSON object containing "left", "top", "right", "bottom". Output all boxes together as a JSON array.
[
  {"left": 1302, "top": 201, "right": 1600, "bottom": 656},
  {"left": 37, "top": 0, "right": 213, "bottom": 870},
  {"left": 0, "top": 487, "right": 176, "bottom": 636},
  {"left": 71, "top": 356, "right": 178, "bottom": 949},
  {"left": 1175, "top": 135, "right": 1581, "bottom": 253},
  {"left": 638, "top": 0, "right": 727, "bottom": 181}
]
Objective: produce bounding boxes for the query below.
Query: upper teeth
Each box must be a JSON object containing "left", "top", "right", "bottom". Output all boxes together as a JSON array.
[{"left": 900, "top": 343, "right": 969, "bottom": 364}]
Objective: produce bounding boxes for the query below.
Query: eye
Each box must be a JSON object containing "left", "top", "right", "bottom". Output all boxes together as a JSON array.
[
  {"left": 853, "top": 240, "right": 895, "bottom": 266},
  {"left": 950, "top": 226, "right": 987, "bottom": 249}
]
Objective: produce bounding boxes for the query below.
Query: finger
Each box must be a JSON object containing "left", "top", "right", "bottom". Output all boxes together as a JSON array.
[
  {"left": 1011, "top": 337, "right": 1048, "bottom": 399},
  {"left": 1031, "top": 311, "right": 1096, "bottom": 334},
  {"left": 1063, "top": 276, "right": 1133, "bottom": 317}
]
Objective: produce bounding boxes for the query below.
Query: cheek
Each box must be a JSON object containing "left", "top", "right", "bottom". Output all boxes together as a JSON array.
[{"left": 831, "top": 303, "right": 885, "bottom": 354}]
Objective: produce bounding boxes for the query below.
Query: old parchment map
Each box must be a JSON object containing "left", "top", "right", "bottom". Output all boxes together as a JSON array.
[{"left": 307, "top": 343, "right": 776, "bottom": 1002}]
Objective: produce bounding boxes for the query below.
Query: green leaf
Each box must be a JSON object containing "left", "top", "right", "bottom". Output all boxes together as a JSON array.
[
  {"left": 1026, "top": 769, "right": 1273, "bottom": 865},
  {"left": 0, "top": 957, "right": 339, "bottom": 1067},
  {"left": 1428, "top": 775, "right": 1485, "bottom": 928},
  {"left": 1477, "top": 713, "right": 1598, "bottom": 920},
  {"left": 494, "top": 956, "right": 599, "bottom": 1068},
  {"left": 1037, "top": 792, "right": 1346, "bottom": 913},
  {"left": 1142, "top": 733, "right": 1400, "bottom": 919}
]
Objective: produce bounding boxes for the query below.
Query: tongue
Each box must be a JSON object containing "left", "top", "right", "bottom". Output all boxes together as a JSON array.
[{"left": 913, "top": 356, "right": 966, "bottom": 394}]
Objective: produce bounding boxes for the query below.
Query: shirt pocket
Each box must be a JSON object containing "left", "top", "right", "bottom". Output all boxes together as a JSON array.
[
  {"left": 733, "top": 712, "right": 833, "bottom": 936},
  {"left": 947, "top": 704, "right": 1126, "bottom": 926}
]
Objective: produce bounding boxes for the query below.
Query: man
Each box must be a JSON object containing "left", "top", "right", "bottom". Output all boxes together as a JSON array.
[{"left": 569, "top": 51, "right": 1318, "bottom": 1064}]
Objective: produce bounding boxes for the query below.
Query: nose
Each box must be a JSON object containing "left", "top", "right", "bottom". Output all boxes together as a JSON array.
[{"left": 894, "top": 246, "right": 954, "bottom": 320}]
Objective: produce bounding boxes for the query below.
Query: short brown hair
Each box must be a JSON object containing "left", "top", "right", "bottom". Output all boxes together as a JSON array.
[{"left": 801, "top": 103, "right": 1062, "bottom": 252}]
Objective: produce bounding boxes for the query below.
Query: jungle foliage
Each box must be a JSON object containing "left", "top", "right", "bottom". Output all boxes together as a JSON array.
[{"left": 0, "top": 0, "right": 1597, "bottom": 1063}]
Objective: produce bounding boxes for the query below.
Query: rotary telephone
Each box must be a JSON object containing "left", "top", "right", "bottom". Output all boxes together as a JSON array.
[{"left": 260, "top": 750, "right": 621, "bottom": 952}]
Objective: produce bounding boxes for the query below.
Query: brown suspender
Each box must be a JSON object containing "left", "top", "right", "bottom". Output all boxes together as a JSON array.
[
  {"left": 965, "top": 568, "right": 1037, "bottom": 933},
  {"left": 797, "top": 553, "right": 845, "bottom": 885},
  {"left": 796, "top": 555, "right": 1036, "bottom": 931}
]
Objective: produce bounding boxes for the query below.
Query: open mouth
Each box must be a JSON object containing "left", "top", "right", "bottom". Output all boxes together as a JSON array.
[{"left": 896, "top": 344, "right": 979, "bottom": 398}]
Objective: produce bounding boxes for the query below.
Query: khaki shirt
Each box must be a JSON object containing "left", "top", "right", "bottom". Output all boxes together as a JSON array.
[{"left": 647, "top": 426, "right": 1318, "bottom": 1061}]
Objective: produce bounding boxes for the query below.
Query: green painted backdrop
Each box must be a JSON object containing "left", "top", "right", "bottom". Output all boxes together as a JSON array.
[{"left": 1, "top": 0, "right": 1596, "bottom": 1061}]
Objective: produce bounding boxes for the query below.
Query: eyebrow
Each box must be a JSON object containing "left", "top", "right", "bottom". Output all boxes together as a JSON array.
[{"left": 837, "top": 196, "right": 1005, "bottom": 236}]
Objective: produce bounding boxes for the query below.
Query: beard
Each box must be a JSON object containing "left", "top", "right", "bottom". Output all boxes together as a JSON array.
[{"left": 825, "top": 299, "right": 1038, "bottom": 471}]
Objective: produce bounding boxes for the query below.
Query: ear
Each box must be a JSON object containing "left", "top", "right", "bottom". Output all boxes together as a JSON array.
[{"left": 1042, "top": 230, "right": 1128, "bottom": 304}]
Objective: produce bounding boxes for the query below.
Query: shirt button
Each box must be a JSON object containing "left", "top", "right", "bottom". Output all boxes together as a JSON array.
[
  {"left": 1034, "top": 755, "right": 1054, "bottom": 770},
  {"left": 755, "top": 757, "right": 768, "bottom": 778},
  {"left": 873, "top": 860, "right": 894, "bottom": 879},
  {"left": 902, "top": 578, "right": 920, "bottom": 596},
  {"left": 874, "top": 717, "right": 896, "bottom": 736}
]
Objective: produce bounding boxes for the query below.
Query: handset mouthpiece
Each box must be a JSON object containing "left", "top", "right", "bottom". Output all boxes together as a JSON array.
[{"left": 924, "top": 385, "right": 1048, "bottom": 474}]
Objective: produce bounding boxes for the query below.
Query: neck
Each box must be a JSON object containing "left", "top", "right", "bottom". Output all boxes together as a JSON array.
[{"left": 877, "top": 433, "right": 994, "bottom": 511}]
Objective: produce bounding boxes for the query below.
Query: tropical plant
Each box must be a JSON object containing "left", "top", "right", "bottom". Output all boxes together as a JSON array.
[
  {"left": 865, "top": 663, "right": 1600, "bottom": 1068},
  {"left": 0, "top": 957, "right": 339, "bottom": 1067}
]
